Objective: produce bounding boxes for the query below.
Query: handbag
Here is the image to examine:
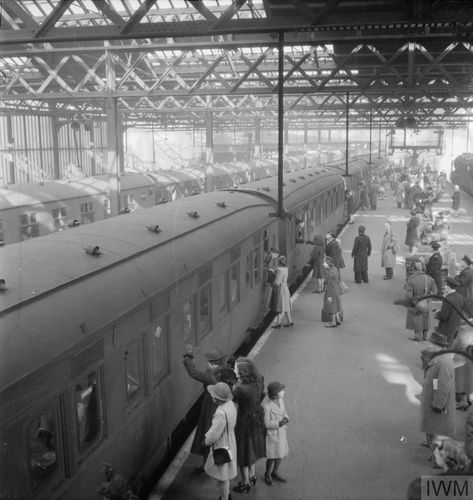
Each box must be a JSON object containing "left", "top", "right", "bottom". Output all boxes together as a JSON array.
[
  {"left": 339, "top": 280, "right": 349, "bottom": 295},
  {"left": 212, "top": 412, "right": 232, "bottom": 466}
]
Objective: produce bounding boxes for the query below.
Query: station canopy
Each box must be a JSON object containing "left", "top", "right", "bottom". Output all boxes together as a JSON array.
[{"left": 1, "top": 0, "right": 473, "bottom": 130}]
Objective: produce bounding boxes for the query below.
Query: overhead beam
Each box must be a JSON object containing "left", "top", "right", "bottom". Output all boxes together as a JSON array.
[
  {"left": 120, "top": 0, "right": 157, "bottom": 34},
  {"left": 34, "top": 0, "right": 75, "bottom": 38},
  {"left": 92, "top": 0, "right": 125, "bottom": 25}
]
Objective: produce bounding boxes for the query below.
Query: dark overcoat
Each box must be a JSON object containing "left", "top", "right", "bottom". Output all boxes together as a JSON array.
[
  {"left": 426, "top": 251, "right": 443, "bottom": 294},
  {"left": 420, "top": 352, "right": 455, "bottom": 437},
  {"left": 466, "top": 413, "right": 473, "bottom": 460},
  {"left": 310, "top": 243, "right": 325, "bottom": 279},
  {"left": 323, "top": 266, "right": 342, "bottom": 314},
  {"left": 405, "top": 216, "right": 420, "bottom": 247},
  {"left": 346, "top": 193, "right": 354, "bottom": 215},
  {"left": 435, "top": 291, "right": 464, "bottom": 345},
  {"left": 233, "top": 375, "right": 266, "bottom": 467},
  {"left": 456, "top": 267, "right": 473, "bottom": 299},
  {"left": 351, "top": 234, "right": 372, "bottom": 272},
  {"left": 405, "top": 271, "right": 437, "bottom": 331},
  {"left": 325, "top": 239, "right": 344, "bottom": 269}
]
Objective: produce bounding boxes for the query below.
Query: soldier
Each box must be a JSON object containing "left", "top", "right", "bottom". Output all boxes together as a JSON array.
[{"left": 426, "top": 241, "right": 443, "bottom": 296}]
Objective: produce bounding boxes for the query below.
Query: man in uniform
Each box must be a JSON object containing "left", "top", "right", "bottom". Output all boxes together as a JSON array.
[
  {"left": 426, "top": 241, "right": 443, "bottom": 296},
  {"left": 435, "top": 277, "right": 464, "bottom": 346}
]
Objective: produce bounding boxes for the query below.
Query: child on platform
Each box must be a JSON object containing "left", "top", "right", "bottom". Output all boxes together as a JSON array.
[{"left": 262, "top": 381, "right": 289, "bottom": 486}]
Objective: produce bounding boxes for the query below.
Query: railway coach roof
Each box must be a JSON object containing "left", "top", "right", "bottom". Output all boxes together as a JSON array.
[{"left": 0, "top": 188, "right": 272, "bottom": 389}]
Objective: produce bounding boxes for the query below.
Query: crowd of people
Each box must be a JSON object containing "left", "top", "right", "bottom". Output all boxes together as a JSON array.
[{"left": 183, "top": 348, "right": 289, "bottom": 499}]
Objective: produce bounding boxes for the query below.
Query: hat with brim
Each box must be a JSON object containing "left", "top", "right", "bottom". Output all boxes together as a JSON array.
[
  {"left": 429, "top": 331, "right": 449, "bottom": 347},
  {"left": 268, "top": 381, "right": 285, "bottom": 398},
  {"left": 431, "top": 241, "right": 441, "bottom": 250},
  {"left": 463, "top": 255, "right": 473, "bottom": 266},
  {"left": 207, "top": 382, "right": 233, "bottom": 402},
  {"left": 446, "top": 277, "right": 460, "bottom": 288},
  {"left": 204, "top": 348, "right": 226, "bottom": 363}
]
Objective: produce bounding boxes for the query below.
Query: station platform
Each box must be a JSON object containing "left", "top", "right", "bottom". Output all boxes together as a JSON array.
[{"left": 151, "top": 186, "right": 473, "bottom": 500}]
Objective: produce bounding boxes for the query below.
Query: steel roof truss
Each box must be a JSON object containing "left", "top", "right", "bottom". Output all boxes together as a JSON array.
[
  {"left": 71, "top": 54, "right": 107, "bottom": 92},
  {"left": 189, "top": 50, "right": 232, "bottom": 92},
  {"left": 115, "top": 53, "right": 151, "bottom": 90},
  {"left": 92, "top": 0, "right": 126, "bottom": 25},
  {"left": 191, "top": 0, "right": 218, "bottom": 22},
  {"left": 146, "top": 51, "right": 188, "bottom": 95},
  {"left": 34, "top": 0, "right": 75, "bottom": 38},
  {"left": 231, "top": 46, "right": 273, "bottom": 92},
  {"left": 212, "top": 0, "right": 248, "bottom": 31},
  {"left": 414, "top": 42, "right": 459, "bottom": 88},
  {"left": 120, "top": 0, "right": 157, "bottom": 34}
]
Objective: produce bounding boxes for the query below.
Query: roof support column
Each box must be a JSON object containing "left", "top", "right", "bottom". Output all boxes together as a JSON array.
[
  {"left": 205, "top": 110, "right": 213, "bottom": 164},
  {"left": 254, "top": 117, "right": 261, "bottom": 160},
  {"left": 368, "top": 108, "right": 373, "bottom": 164},
  {"left": 277, "top": 31, "right": 285, "bottom": 219},
  {"left": 106, "top": 97, "right": 121, "bottom": 217},
  {"left": 50, "top": 109, "right": 61, "bottom": 180},
  {"left": 345, "top": 91, "right": 349, "bottom": 176},
  {"left": 378, "top": 124, "right": 382, "bottom": 159},
  {"left": 303, "top": 122, "right": 308, "bottom": 168},
  {"left": 5, "top": 113, "right": 15, "bottom": 184},
  {"left": 284, "top": 121, "right": 289, "bottom": 155}
]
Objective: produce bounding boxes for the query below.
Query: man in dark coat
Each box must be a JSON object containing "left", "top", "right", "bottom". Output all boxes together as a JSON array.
[
  {"left": 466, "top": 411, "right": 473, "bottom": 460},
  {"left": 426, "top": 241, "right": 443, "bottom": 295},
  {"left": 183, "top": 345, "right": 236, "bottom": 472},
  {"left": 325, "top": 232, "right": 345, "bottom": 271},
  {"left": 435, "top": 277, "right": 464, "bottom": 346},
  {"left": 405, "top": 210, "right": 420, "bottom": 254},
  {"left": 351, "top": 225, "right": 372, "bottom": 283},
  {"left": 455, "top": 254, "right": 473, "bottom": 317}
]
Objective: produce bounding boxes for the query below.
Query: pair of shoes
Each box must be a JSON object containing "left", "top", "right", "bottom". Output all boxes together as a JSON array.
[
  {"left": 283, "top": 322, "right": 294, "bottom": 328},
  {"left": 249, "top": 476, "right": 257, "bottom": 487},
  {"left": 273, "top": 324, "right": 282, "bottom": 329},
  {"left": 233, "top": 482, "right": 251, "bottom": 493},
  {"left": 336, "top": 321, "right": 342, "bottom": 326},
  {"left": 324, "top": 324, "right": 337, "bottom": 328},
  {"left": 271, "top": 473, "right": 287, "bottom": 483},
  {"left": 456, "top": 402, "right": 469, "bottom": 411},
  {"left": 264, "top": 473, "right": 273, "bottom": 486}
]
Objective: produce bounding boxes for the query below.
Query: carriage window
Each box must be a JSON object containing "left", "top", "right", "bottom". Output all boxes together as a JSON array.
[
  {"left": 199, "top": 283, "right": 212, "bottom": 338},
  {"left": 27, "top": 404, "right": 63, "bottom": 494},
  {"left": 253, "top": 245, "right": 261, "bottom": 284},
  {"left": 75, "top": 371, "right": 103, "bottom": 453},
  {"left": 245, "top": 253, "right": 252, "bottom": 288},
  {"left": 125, "top": 340, "right": 143, "bottom": 402},
  {"left": 263, "top": 230, "right": 269, "bottom": 252},
  {"left": 151, "top": 316, "right": 169, "bottom": 386},
  {"left": 104, "top": 199, "right": 111, "bottom": 218},
  {"left": 52, "top": 208, "right": 67, "bottom": 232},
  {"left": 121, "top": 194, "right": 135, "bottom": 211},
  {"left": 80, "top": 202, "right": 95, "bottom": 224},
  {"left": 19, "top": 213, "right": 39, "bottom": 240},
  {"left": 219, "top": 272, "right": 228, "bottom": 313},
  {"left": 230, "top": 262, "right": 240, "bottom": 305},
  {"left": 183, "top": 299, "right": 194, "bottom": 344}
]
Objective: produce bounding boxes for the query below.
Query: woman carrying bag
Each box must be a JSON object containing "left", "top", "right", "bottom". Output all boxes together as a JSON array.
[{"left": 205, "top": 382, "right": 238, "bottom": 500}]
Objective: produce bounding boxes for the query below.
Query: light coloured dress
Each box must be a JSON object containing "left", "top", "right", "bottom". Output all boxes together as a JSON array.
[
  {"left": 270, "top": 266, "right": 291, "bottom": 314},
  {"left": 262, "top": 395, "right": 289, "bottom": 459},
  {"left": 204, "top": 401, "right": 238, "bottom": 481}
]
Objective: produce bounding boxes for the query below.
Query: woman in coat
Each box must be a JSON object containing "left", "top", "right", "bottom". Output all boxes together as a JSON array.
[
  {"left": 420, "top": 333, "right": 456, "bottom": 447},
  {"left": 204, "top": 382, "right": 238, "bottom": 500},
  {"left": 270, "top": 255, "right": 293, "bottom": 328},
  {"left": 323, "top": 256, "right": 342, "bottom": 327},
  {"left": 309, "top": 235, "right": 325, "bottom": 293},
  {"left": 351, "top": 225, "right": 372, "bottom": 283},
  {"left": 455, "top": 255, "right": 473, "bottom": 317},
  {"left": 381, "top": 221, "right": 398, "bottom": 279},
  {"left": 346, "top": 189, "right": 355, "bottom": 224},
  {"left": 405, "top": 261, "right": 438, "bottom": 341},
  {"left": 232, "top": 357, "right": 266, "bottom": 494},
  {"left": 452, "top": 328, "right": 473, "bottom": 411},
  {"left": 262, "top": 381, "right": 289, "bottom": 485},
  {"left": 405, "top": 210, "right": 420, "bottom": 254}
]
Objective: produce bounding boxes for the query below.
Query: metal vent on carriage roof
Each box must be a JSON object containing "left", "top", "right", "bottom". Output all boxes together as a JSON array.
[
  {"left": 299, "top": 176, "right": 305, "bottom": 180},
  {"left": 261, "top": 187, "right": 270, "bottom": 192},
  {"left": 187, "top": 211, "right": 200, "bottom": 218},
  {"left": 216, "top": 202, "right": 227, "bottom": 208},
  {"left": 290, "top": 179, "right": 297, "bottom": 183},
  {"left": 146, "top": 224, "right": 161, "bottom": 233}
]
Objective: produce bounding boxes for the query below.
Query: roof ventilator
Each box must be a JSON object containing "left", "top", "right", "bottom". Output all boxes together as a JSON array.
[
  {"left": 299, "top": 176, "right": 305, "bottom": 180},
  {"left": 187, "top": 211, "right": 199, "bottom": 218},
  {"left": 84, "top": 245, "right": 102, "bottom": 256},
  {"left": 67, "top": 219, "right": 81, "bottom": 228},
  {"left": 261, "top": 187, "right": 270, "bottom": 192},
  {"left": 216, "top": 202, "right": 227, "bottom": 208},
  {"left": 290, "top": 179, "right": 297, "bottom": 183},
  {"left": 146, "top": 224, "right": 162, "bottom": 233}
]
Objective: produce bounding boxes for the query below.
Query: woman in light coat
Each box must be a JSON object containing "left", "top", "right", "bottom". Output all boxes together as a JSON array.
[
  {"left": 381, "top": 221, "right": 398, "bottom": 279},
  {"left": 204, "top": 382, "right": 238, "bottom": 500},
  {"left": 323, "top": 256, "right": 342, "bottom": 327},
  {"left": 262, "top": 381, "right": 289, "bottom": 486},
  {"left": 270, "top": 255, "right": 293, "bottom": 328}
]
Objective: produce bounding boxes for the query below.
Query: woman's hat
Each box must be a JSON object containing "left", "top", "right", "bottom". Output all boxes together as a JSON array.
[
  {"left": 267, "top": 381, "right": 285, "bottom": 398},
  {"left": 324, "top": 256, "right": 335, "bottom": 266},
  {"left": 431, "top": 241, "right": 441, "bottom": 250},
  {"left": 207, "top": 382, "right": 233, "bottom": 402},
  {"left": 462, "top": 255, "right": 473, "bottom": 266},
  {"left": 358, "top": 225, "right": 366, "bottom": 234},
  {"left": 204, "top": 348, "right": 226, "bottom": 364},
  {"left": 429, "top": 331, "right": 449, "bottom": 347}
]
